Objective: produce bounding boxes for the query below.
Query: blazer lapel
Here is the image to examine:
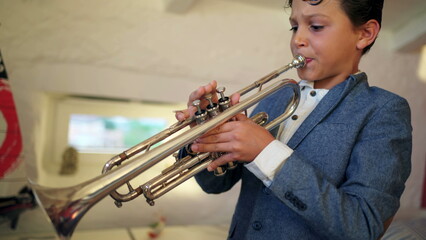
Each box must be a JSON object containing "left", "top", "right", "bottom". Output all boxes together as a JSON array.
[
  {"left": 257, "top": 86, "right": 297, "bottom": 137},
  {"left": 287, "top": 74, "right": 365, "bottom": 149}
]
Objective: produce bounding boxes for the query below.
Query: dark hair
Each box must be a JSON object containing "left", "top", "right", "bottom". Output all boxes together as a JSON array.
[{"left": 285, "top": 0, "right": 384, "bottom": 54}]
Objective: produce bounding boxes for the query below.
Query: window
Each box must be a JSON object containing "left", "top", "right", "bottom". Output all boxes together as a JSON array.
[
  {"left": 68, "top": 114, "right": 167, "bottom": 153},
  {"left": 49, "top": 96, "right": 186, "bottom": 165}
]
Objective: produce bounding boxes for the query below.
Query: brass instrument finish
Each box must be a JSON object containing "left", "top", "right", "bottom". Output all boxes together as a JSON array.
[{"left": 30, "top": 55, "right": 305, "bottom": 240}]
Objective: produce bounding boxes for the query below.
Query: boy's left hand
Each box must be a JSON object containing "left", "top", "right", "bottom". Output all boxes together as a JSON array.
[{"left": 190, "top": 113, "right": 275, "bottom": 172}]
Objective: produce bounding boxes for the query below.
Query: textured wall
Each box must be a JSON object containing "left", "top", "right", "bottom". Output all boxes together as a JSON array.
[{"left": 0, "top": 0, "right": 425, "bottom": 235}]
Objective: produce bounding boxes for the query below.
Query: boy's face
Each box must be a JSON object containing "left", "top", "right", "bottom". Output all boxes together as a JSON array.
[{"left": 290, "top": 0, "right": 362, "bottom": 89}]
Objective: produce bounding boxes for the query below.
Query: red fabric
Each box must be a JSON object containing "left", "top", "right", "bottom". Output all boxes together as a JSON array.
[{"left": 0, "top": 79, "right": 23, "bottom": 178}]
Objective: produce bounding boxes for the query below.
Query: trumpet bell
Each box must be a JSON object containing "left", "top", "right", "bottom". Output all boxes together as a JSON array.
[{"left": 31, "top": 182, "right": 91, "bottom": 240}]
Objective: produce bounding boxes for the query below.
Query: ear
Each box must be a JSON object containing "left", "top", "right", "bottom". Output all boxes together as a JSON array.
[{"left": 356, "top": 19, "right": 380, "bottom": 51}]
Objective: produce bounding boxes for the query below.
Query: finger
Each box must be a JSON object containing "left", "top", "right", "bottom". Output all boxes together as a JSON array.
[
  {"left": 232, "top": 113, "right": 248, "bottom": 121},
  {"left": 201, "top": 80, "right": 219, "bottom": 106},
  {"left": 187, "top": 86, "right": 206, "bottom": 107},
  {"left": 191, "top": 141, "right": 230, "bottom": 153},
  {"left": 196, "top": 129, "right": 230, "bottom": 144},
  {"left": 187, "top": 80, "right": 219, "bottom": 108},
  {"left": 230, "top": 92, "right": 240, "bottom": 105},
  {"left": 187, "top": 106, "right": 198, "bottom": 117},
  {"left": 200, "top": 121, "right": 231, "bottom": 138},
  {"left": 199, "top": 120, "right": 241, "bottom": 140},
  {"left": 204, "top": 120, "right": 248, "bottom": 135},
  {"left": 174, "top": 105, "right": 200, "bottom": 121},
  {"left": 203, "top": 80, "right": 217, "bottom": 95},
  {"left": 174, "top": 109, "right": 187, "bottom": 121},
  {"left": 207, "top": 154, "right": 235, "bottom": 172}
]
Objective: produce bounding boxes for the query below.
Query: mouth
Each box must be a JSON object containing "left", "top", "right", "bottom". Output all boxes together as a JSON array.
[{"left": 304, "top": 57, "right": 313, "bottom": 64}]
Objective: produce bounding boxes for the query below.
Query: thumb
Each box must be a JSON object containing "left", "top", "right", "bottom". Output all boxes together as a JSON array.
[{"left": 234, "top": 113, "right": 249, "bottom": 121}]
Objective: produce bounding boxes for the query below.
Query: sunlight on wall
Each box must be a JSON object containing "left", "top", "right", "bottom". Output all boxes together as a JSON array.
[{"left": 418, "top": 45, "right": 426, "bottom": 83}]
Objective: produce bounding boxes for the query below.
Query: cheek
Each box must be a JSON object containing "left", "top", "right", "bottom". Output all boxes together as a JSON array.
[
  {"left": 310, "top": 36, "right": 333, "bottom": 56},
  {"left": 289, "top": 36, "right": 297, "bottom": 54},
  {"left": 330, "top": 29, "right": 359, "bottom": 52}
]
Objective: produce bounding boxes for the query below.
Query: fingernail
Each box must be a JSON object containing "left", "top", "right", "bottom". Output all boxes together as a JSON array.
[
  {"left": 176, "top": 112, "right": 183, "bottom": 120},
  {"left": 191, "top": 144, "right": 198, "bottom": 152},
  {"left": 207, "top": 166, "right": 213, "bottom": 171}
]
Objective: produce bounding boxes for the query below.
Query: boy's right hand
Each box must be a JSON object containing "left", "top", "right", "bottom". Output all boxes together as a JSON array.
[
  {"left": 174, "top": 79, "right": 240, "bottom": 126},
  {"left": 175, "top": 80, "right": 219, "bottom": 122}
]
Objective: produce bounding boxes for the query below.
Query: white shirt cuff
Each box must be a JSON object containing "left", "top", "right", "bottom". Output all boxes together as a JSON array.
[{"left": 245, "top": 140, "right": 293, "bottom": 187}]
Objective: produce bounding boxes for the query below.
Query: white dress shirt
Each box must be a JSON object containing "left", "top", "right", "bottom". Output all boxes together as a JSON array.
[{"left": 245, "top": 80, "right": 329, "bottom": 186}]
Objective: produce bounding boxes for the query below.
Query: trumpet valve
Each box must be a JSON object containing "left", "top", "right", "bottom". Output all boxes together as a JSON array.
[
  {"left": 204, "top": 93, "right": 220, "bottom": 117},
  {"left": 227, "top": 161, "right": 238, "bottom": 170},
  {"left": 193, "top": 100, "right": 208, "bottom": 124},
  {"left": 217, "top": 87, "right": 231, "bottom": 111},
  {"left": 210, "top": 152, "right": 227, "bottom": 176},
  {"left": 185, "top": 143, "right": 197, "bottom": 156},
  {"left": 214, "top": 166, "right": 227, "bottom": 176}
]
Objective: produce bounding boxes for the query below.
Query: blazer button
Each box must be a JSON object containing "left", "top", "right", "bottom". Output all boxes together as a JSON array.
[
  {"left": 310, "top": 90, "right": 317, "bottom": 97},
  {"left": 262, "top": 187, "right": 270, "bottom": 195},
  {"left": 294, "top": 199, "right": 304, "bottom": 210},
  {"left": 285, "top": 191, "right": 293, "bottom": 199},
  {"left": 291, "top": 115, "right": 298, "bottom": 120},
  {"left": 252, "top": 221, "right": 262, "bottom": 231}
]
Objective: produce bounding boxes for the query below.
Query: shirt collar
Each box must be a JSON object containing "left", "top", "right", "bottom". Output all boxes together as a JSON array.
[
  {"left": 299, "top": 80, "right": 314, "bottom": 89},
  {"left": 299, "top": 80, "right": 329, "bottom": 98},
  {"left": 299, "top": 71, "right": 364, "bottom": 90}
]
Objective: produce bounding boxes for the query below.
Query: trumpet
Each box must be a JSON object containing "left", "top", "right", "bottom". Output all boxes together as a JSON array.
[{"left": 30, "top": 55, "right": 305, "bottom": 240}]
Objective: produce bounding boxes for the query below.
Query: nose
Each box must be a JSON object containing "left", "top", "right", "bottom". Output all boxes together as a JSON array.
[{"left": 292, "top": 29, "right": 308, "bottom": 49}]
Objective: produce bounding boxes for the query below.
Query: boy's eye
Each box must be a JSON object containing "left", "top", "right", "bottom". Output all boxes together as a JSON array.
[
  {"left": 310, "top": 25, "right": 324, "bottom": 31},
  {"left": 289, "top": 26, "right": 298, "bottom": 32}
]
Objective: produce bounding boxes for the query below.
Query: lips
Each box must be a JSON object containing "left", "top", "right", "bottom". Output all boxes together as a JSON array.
[
  {"left": 295, "top": 54, "right": 313, "bottom": 65},
  {"left": 305, "top": 57, "right": 313, "bottom": 64}
]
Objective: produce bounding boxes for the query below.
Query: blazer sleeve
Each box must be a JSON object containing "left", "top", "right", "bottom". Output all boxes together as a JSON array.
[{"left": 269, "top": 96, "right": 412, "bottom": 240}]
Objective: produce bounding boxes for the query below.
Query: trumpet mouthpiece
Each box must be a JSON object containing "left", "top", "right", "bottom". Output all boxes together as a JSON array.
[{"left": 292, "top": 55, "right": 306, "bottom": 69}]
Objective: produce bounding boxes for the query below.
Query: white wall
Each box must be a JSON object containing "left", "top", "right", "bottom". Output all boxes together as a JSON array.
[
  {"left": 0, "top": 0, "right": 425, "bottom": 235},
  {"left": 360, "top": 31, "right": 426, "bottom": 210}
]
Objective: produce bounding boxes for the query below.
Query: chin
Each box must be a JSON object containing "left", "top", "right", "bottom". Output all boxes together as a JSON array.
[{"left": 297, "top": 69, "right": 316, "bottom": 81}]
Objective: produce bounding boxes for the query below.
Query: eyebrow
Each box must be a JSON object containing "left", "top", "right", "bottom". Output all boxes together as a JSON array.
[{"left": 289, "top": 13, "right": 330, "bottom": 22}]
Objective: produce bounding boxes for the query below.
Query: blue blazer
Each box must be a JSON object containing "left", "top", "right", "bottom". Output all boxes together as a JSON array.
[{"left": 192, "top": 73, "right": 412, "bottom": 240}]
